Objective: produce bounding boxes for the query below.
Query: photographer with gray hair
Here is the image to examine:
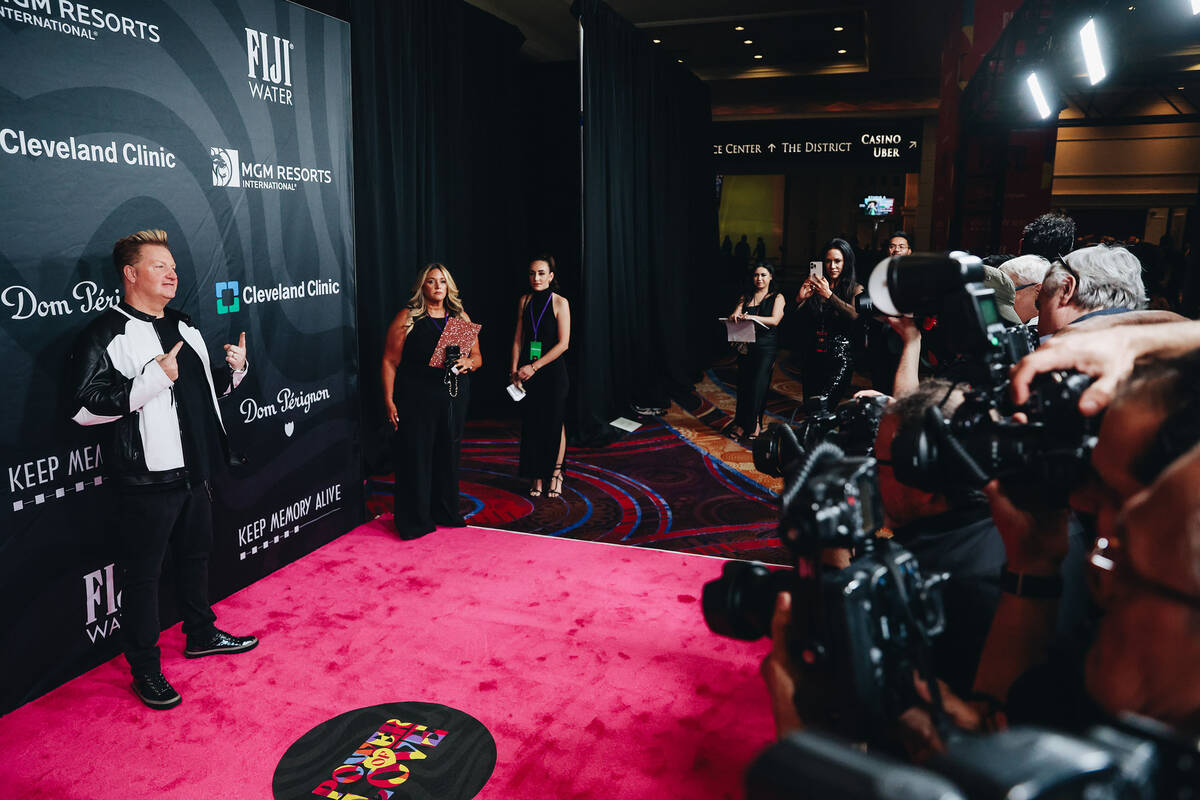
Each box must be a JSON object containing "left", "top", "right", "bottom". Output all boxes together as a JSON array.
[{"left": 1036, "top": 245, "right": 1147, "bottom": 339}]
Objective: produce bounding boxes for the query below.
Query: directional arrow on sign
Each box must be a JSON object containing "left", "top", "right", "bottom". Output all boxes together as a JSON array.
[
  {"left": 908, "top": 140, "right": 917, "bottom": 149},
  {"left": 768, "top": 143, "right": 776, "bottom": 152}
]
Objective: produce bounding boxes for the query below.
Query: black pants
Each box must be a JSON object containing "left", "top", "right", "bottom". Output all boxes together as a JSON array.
[
  {"left": 735, "top": 343, "right": 777, "bottom": 434},
  {"left": 117, "top": 483, "right": 218, "bottom": 677},
  {"left": 804, "top": 335, "right": 854, "bottom": 407},
  {"left": 391, "top": 378, "right": 469, "bottom": 538}
]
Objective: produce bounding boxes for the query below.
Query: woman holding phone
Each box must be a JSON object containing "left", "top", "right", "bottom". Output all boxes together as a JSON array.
[
  {"left": 794, "top": 238, "right": 863, "bottom": 406},
  {"left": 727, "top": 262, "right": 785, "bottom": 439},
  {"left": 510, "top": 254, "right": 571, "bottom": 498}
]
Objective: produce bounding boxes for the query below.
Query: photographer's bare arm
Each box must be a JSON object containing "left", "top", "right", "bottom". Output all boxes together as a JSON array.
[
  {"left": 970, "top": 480, "right": 1069, "bottom": 705},
  {"left": 1011, "top": 319, "right": 1200, "bottom": 414}
]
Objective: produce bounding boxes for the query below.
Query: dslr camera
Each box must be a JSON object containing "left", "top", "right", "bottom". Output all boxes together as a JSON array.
[
  {"left": 703, "top": 424, "right": 947, "bottom": 742},
  {"left": 862, "top": 252, "right": 1098, "bottom": 506}
]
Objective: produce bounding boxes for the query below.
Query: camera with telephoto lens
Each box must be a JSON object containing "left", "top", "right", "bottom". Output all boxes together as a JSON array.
[
  {"left": 753, "top": 395, "right": 888, "bottom": 476},
  {"left": 864, "top": 251, "right": 1098, "bottom": 506},
  {"left": 703, "top": 425, "right": 948, "bottom": 741},
  {"left": 746, "top": 712, "right": 1199, "bottom": 800}
]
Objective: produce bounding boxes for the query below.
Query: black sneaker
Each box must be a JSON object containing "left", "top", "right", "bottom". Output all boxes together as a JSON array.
[
  {"left": 184, "top": 628, "right": 259, "bottom": 658},
  {"left": 132, "top": 672, "right": 182, "bottom": 710}
]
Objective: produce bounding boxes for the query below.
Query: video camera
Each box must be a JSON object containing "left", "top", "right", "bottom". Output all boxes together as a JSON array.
[
  {"left": 747, "top": 713, "right": 1199, "bottom": 800},
  {"left": 703, "top": 425, "right": 947, "bottom": 741},
  {"left": 862, "top": 252, "right": 1098, "bottom": 506}
]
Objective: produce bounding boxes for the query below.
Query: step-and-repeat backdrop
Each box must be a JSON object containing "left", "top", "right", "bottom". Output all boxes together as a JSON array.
[{"left": 0, "top": 0, "right": 360, "bottom": 713}]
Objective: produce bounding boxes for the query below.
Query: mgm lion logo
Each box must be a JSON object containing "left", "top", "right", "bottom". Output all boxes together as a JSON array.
[{"left": 210, "top": 147, "right": 241, "bottom": 187}]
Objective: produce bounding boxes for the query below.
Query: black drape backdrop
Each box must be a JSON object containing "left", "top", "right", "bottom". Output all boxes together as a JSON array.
[
  {"left": 570, "top": 0, "right": 720, "bottom": 443},
  {"left": 350, "top": 0, "right": 534, "bottom": 466}
]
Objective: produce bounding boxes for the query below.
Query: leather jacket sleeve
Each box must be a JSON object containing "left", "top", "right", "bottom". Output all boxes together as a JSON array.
[{"left": 67, "top": 328, "right": 173, "bottom": 426}]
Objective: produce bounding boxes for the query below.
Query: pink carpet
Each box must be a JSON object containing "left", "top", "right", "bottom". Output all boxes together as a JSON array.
[{"left": 0, "top": 519, "right": 776, "bottom": 799}]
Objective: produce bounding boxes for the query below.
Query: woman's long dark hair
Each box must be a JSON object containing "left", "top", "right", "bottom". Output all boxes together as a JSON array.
[
  {"left": 742, "top": 261, "right": 776, "bottom": 306},
  {"left": 822, "top": 238, "right": 857, "bottom": 303}
]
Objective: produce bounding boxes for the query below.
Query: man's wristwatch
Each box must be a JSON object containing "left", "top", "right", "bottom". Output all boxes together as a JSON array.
[{"left": 1000, "top": 567, "right": 1063, "bottom": 598}]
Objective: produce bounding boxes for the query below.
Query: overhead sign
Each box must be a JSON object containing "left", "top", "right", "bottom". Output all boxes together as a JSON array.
[{"left": 713, "top": 118, "right": 924, "bottom": 170}]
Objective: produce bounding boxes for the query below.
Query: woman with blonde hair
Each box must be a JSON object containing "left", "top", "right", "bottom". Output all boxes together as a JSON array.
[{"left": 382, "top": 263, "right": 482, "bottom": 539}]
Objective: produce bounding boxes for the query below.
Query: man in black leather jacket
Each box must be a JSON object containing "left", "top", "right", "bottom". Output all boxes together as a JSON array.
[{"left": 66, "top": 228, "right": 258, "bottom": 710}]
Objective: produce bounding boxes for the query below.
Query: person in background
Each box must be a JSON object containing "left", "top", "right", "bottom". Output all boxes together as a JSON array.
[
  {"left": 865, "top": 231, "right": 912, "bottom": 394},
  {"left": 382, "top": 263, "right": 482, "bottom": 539},
  {"left": 727, "top": 262, "right": 785, "bottom": 439},
  {"left": 998, "top": 254, "right": 1051, "bottom": 326},
  {"left": 510, "top": 254, "right": 571, "bottom": 498},
  {"left": 1020, "top": 212, "right": 1076, "bottom": 261},
  {"left": 794, "top": 238, "right": 863, "bottom": 406},
  {"left": 1036, "top": 245, "right": 1147, "bottom": 339},
  {"left": 67, "top": 228, "right": 257, "bottom": 711}
]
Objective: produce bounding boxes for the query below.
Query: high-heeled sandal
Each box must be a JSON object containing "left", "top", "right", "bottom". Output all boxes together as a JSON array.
[
  {"left": 529, "top": 480, "right": 543, "bottom": 498},
  {"left": 547, "top": 464, "right": 566, "bottom": 498}
]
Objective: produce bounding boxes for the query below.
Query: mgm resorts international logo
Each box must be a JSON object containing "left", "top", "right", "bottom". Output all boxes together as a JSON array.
[{"left": 210, "top": 146, "right": 333, "bottom": 193}]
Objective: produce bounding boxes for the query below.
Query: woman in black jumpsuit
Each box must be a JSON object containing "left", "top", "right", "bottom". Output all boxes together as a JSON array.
[
  {"left": 794, "top": 238, "right": 863, "bottom": 406},
  {"left": 728, "top": 262, "right": 785, "bottom": 439},
  {"left": 382, "top": 263, "right": 482, "bottom": 539},
  {"left": 510, "top": 254, "right": 571, "bottom": 498}
]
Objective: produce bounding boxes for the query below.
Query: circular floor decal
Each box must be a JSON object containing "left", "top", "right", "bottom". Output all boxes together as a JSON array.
[{"left": 273, "top": 702, "right": 496, "bottom": 800}]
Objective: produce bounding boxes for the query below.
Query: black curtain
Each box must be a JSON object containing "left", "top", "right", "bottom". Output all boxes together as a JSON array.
[
  {"left": 350, "top": 0, "right": 528, "bottom": 466},
  {"left": 570, "top": 0, "right": 719, "bottom": 443}
]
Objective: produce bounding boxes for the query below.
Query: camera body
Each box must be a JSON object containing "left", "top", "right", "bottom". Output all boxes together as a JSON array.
[
  {"left": 703, "top": 435, "right": 947, "bottom": 741},
  {"left": 863, "top": 252, "right": 1097, "bottom": 504}
]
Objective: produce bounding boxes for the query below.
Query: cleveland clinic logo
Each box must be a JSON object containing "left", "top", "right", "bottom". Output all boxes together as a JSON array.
[
  {"left": 211, "top": 147, "right": 241, "bottom": 187},
  {"left": 216, "top": 281, "right": 240, "bottom": 314}
]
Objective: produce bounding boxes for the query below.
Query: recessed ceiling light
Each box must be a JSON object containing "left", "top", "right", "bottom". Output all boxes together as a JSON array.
[
  {"left": 743, "top": 39, "right": 753, "bottom": 44},
  {"left": 753, "top": 54, "right": 763, "bottom": 60},
  {"left": 837, "top": 49, "right": 847, "bottom": 54},
  {"left": 734, "top": 25, "right": 745, "bottom": 31},
  {"left": 677, "top": 58, "right": 684, "bottom": 63},
  {"left": 652, "top": 38, "right": 661, "bottom": 44},
  {"left": 834, "top": 26, "right": 844, "bottom": 31}
]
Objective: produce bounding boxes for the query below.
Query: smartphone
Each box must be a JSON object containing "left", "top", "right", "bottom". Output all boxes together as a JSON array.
[{"left": 809, "top": 260, "right": 823, "bottom": 280}]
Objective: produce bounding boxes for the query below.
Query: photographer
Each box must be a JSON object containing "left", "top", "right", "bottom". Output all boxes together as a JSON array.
[
  {"left": 762, "top": 337, "right": 1200, "bottom": 747},
  {"left": 1035, "top": 245, "right": 1148, "bottom": 338}
]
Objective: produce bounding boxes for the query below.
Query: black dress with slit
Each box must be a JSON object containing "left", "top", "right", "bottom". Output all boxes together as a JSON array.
[
  {"left": 517, "top": 290, "right": 569, "bottom": 479},
  {"left": 391, "top": 311, "right": 470, "bottom": 538}
]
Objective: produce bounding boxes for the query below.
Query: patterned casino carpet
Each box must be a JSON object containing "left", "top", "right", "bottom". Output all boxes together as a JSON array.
[{"left": 367, "top": 353, "right": 855, "bottom": 566}]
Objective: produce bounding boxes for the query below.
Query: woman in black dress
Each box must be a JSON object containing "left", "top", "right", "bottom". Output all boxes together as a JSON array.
[
  {"left": 382, "top": 263, "right": 482, "bottom": 539},
  {"left": 728, "top": 262, "right": 786, "bottom": 439},
  {"left": 509, "top": 254, "right": 571, "bottom": 498},
  {"left": 794, "top": 238, "right": 863, "bottom": 406}
]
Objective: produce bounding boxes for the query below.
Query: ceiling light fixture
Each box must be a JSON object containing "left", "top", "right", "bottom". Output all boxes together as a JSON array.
[
  {"left": 1079, "top": 18, "right": 1106, "bottom": 85},
  {"left": 753, "top": 54, "right": 763, "bottom": 60},
  {"left": 837, "top": 49, "right": 847, "bottom": 54},
  {"left": 1027, "top": 72, "right": 1052, "bottom": 119},
  {"left": 677, "top": 58, "right": 684, "bottom": 63},
  {"left": 734, "top": 25, "right": 745, "bottom": 31},
  {"left": 834, "top": 26, "right": 844, "bottom": 31},
  {"left": 743, "top": 39, "right": 753, "bottom": 44},
  {"left": 1193, "top": 0, "right": 1200, "bottom": 15},
  {"left": 652, "top": 38, "right": 661, "bottom": 44}
]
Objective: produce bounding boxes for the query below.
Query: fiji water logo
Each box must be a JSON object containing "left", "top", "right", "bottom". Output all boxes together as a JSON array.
[
  {"left": 211, "top": 147, "right": 240, "bottom": 187},
  {"left": 216, "top": 281, "right": 240, "bottom": 314},
  {"left": 245, "top": 27, "right": 295, "bottom": 105}
]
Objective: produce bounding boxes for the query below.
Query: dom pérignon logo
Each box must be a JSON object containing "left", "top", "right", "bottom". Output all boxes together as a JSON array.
[
  {"left": 211, "top": 147, "right": 240, "bottom": 187},
  {"left": 272, "top": 702, "right": 495, "bottom": 800}
]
